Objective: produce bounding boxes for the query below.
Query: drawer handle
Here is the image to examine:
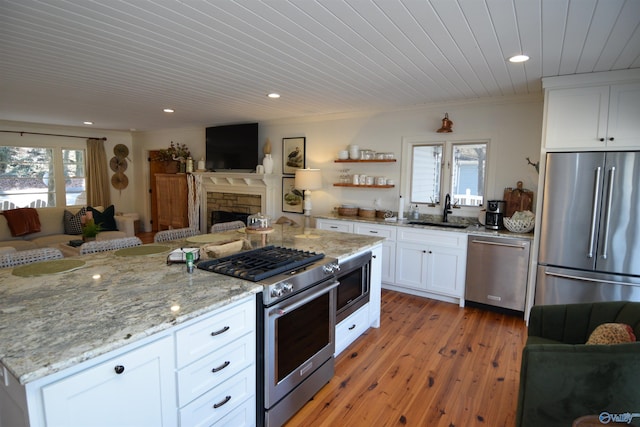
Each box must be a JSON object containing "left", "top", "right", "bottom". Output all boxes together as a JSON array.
[
  {"left": 213, "top": 395, "right": 232, "bottom": 409},
  {"left": 210, "top": 326, "right": 230, "bottom": 336},
  {"left": 114, "top": 365, "right": 125, "bottom": 374},
  {"left": 211, "top": 361, "right": 231, "bottom": 373},
  {"left": 348, "top": 324, "right": 356, "bottom": 330},
  {"left": 369, "top": 230, "right": 379, "bottom": 234},
  {"left": 330, "top": 226, "right": 339, "bottom": 229}
]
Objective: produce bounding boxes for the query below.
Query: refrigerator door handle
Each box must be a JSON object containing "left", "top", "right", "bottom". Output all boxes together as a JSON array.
[
  {"left": 587, "top": 167, "right": 602, "bottom": 259},
  {"left": 544, "top": 270, "right": 638, "bottom": 287},
  {"left": 600, "top": 166, "right": 615, "bottom": 260}
]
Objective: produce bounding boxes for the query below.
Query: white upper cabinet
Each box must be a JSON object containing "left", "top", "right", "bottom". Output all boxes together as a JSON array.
[{"left": 543, "top": 70, "right": 640, "bottom": 150}]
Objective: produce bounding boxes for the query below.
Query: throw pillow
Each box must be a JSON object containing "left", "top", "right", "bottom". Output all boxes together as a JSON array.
[
  {"left": 87, "top": 205, "right": 118, "bottom": 231},
  {"left": 63, "top": 207, "right": 86, "bottom": 235},
  {"left": 586, "top": 323, "right": 636, "bottom": 345}
]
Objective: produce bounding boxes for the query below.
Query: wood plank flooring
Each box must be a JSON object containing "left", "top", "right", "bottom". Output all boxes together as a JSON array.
[{"left": 285, "top": 290, "right": 527, "bottom": 427}]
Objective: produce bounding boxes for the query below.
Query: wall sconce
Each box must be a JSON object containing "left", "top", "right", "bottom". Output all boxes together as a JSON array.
[
  {"left": 295, "top": 168, "right": 322, "bottom": 217},
  {"left": 437, "top": 113, "right": 453, "bottom": 133}
]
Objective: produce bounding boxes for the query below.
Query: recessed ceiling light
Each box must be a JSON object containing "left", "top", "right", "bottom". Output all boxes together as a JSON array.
[
  {"left": 509, "top": 54, "right": 529, "bottom": 63},
  {"left": 83, "top": 121, "right": 93, "bottom": 125},
  {"left": 267, "top": 93, "right": 280, "bottom": 99},
  {"left": 163, "top": 108, "right": 175, "bottom": 113}
]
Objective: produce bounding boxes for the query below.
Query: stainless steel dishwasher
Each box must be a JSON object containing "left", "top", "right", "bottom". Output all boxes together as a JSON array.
[{"left": 464, "top": 234, "right": 531, "bottom": 311}]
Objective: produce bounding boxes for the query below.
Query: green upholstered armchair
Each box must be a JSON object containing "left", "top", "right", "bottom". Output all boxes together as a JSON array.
[{"left": 516, "top": 301, "right": 640, "bottom": 427}]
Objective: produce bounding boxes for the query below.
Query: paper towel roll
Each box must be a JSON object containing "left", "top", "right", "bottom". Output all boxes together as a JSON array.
[{"left": 398, "top": 195, "right": 405, "bottom": 220}]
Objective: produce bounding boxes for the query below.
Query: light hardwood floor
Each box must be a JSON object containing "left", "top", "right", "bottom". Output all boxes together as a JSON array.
[{"left": 286, "top": 290, "right": 527, "bottom": 427}]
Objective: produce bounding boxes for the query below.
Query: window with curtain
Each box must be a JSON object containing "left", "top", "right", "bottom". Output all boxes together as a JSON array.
[{"left": 0, "top": 145, "right": 86, "bottom": 209}]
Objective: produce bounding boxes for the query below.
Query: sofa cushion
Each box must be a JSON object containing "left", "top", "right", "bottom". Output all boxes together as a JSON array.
[
  {"left": 586, "top": 323, "right": 636, "bottom": 345},
  {"left": 63, "top": 207, "right": 86, "bottom": 235},
  {"left": 88, "top": 205, "right": 118, "bottom": 231},
  {"left": 1, "top": 208, "right": 41, "bottom": 236}
]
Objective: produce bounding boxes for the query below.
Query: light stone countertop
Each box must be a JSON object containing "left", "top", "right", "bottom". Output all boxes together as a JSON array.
[
  {"left": 315, "top": 214, "right": 534, "bottom": 240},
  {"left": 0, "top": 226, "right": 383, "bottom": 385}
]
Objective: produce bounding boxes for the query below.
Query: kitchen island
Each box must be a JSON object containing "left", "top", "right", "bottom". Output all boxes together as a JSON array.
[{"left": 0, "top": 226, "right": 383, "bottom": 427}]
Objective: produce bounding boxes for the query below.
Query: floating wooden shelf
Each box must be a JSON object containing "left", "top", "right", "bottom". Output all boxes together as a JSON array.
[
  {"left": 334, "top": 159, "right": 396, "bottom": 163},
  {"left": 333, "top": 183, "right": 395, "bottom": 188}
]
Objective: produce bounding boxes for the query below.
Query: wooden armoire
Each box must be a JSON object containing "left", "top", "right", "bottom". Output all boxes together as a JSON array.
[{"left": 155, "top": 174, "right": 189, "bottom": 230}]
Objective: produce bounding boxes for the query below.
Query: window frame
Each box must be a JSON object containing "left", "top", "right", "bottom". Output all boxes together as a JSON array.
[
  {"left": 0, "top": 144, "right": 87, "bottom": 209},
  {"left": 401, "top": 136, "right": 489, "bottom": 218}
]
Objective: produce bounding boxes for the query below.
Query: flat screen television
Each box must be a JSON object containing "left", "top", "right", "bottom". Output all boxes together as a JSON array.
[{"left": 205, "top": 123, "right": 259, "bottom": 171}]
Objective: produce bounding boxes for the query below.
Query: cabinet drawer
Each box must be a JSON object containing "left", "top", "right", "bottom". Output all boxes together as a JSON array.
[
  {"left": 335, "top": 304, "right": 370, "bottom": 356},
  {"left": 177, "top": 332, "right": 255, "bottom": 407},
  {"left": 317, "top": 219, "right": 353, "bottom": 233},
  {"left": 397, "top": 228, "right": 466, "bottom": 248},
  {"left": 176, "top": 298, "right": 255, "bottom": 368},
  {"left": 179, "top": 365, "right": 256, "bottom": 427},
  {"left": 213, "top": 395, "right": 256, "bottom": 427},
  {"left": 354, "top": 223, "right": 396, "bottom": 240}
]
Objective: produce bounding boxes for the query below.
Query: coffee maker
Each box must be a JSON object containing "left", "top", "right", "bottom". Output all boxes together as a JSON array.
[{"left": 485, "top": 200, "right": 506, "bottom": 230}]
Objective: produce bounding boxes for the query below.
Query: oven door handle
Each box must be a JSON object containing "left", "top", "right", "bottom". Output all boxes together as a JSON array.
[{"left": 270, "top": 280, "right": 340, "bottom": 317}]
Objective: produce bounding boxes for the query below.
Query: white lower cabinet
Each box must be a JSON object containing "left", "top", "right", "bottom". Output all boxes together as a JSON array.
[
  {"left": 352, "top": 223, "right": 396, "bottom": 285},
  {"left": 2, "top": 295, "right": 256, "bottom": 427},
  {"left": 316, "top": 218, "right": 353, "bottom": 233},
  {"left": 41, "top": 336, "right": 176, "bottom": 427},
  {"left": 335, "top": 304, "right": 370, "bottom": 356},
  {"left": 393, "top": 228, "right": 467, "bottom": 305}
]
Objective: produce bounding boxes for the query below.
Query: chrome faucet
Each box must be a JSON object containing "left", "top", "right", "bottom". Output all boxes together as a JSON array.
[{"left": 443, "top": 193, "right": 452, "bottom": 222}]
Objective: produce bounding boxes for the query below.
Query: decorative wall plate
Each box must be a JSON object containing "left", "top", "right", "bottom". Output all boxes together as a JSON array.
[
  {"left": 111, "top": 172, "right": 129, "bottom": 190},
  {"left": 113, "top": 144, "right": 129, "bottom": 159},
  {"left": 109, "top": 156, "right": 128, "bottom": 172}
]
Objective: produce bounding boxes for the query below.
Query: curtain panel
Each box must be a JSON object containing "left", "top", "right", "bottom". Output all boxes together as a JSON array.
[{"left": 86, "top": 138, "right": 111, "bottom": 207}]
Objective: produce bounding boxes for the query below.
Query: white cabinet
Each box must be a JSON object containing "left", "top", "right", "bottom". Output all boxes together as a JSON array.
[
  {"left": 353, "top": 222, "right": 396, "bottom": 285},
  {"left": 175, "top": 297, "right": 256, "bottom": 427},
  {"left": 544, "top": 79, "right": 640, "bottom": 150},
  {"left": 392, "top": 228, "right": 467, "bottom": 306},
  {"left": 316, "top": 218, "right": 353, "bottom": 233},
  {"left": 41, "top": 336, "right": 176, "bottom": 427},
  {"left": 3, "top": 295, "right": 256, "bottom": 427}
]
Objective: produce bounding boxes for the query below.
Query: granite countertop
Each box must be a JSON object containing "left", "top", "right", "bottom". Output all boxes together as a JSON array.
[
  {"left": 0, "top": 226, "right": 383, "bottom": 385},
  {"left": 315, "top": 214, "right": 534, "bottom": 240}
]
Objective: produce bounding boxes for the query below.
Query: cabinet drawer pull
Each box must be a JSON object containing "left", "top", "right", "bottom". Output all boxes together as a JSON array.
[
  {"left": 368, "top": 230, "right": 379, "bottom": 234},
  {"left": 348, "top": 324, "right": 356, "bottom": 330},
  {"left": 213, "top": 395, "right": 232, "bottom": 409},
  {"left": 210, "top": 326, "right": 230, "bottom": 336},
  {"left": 211, "top": 361, "right": 231, "bottom": 373},
  {"left": 114, "top": 365, "right": 125, "bottom": 374}
]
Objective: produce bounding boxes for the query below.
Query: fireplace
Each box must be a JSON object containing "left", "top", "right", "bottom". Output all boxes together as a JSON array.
[
  {"left": 195, "top": 172, "right": 279, "bottom": 233},
  {"left": 211, "top": 210, "right": 250, "bottom": 226}
]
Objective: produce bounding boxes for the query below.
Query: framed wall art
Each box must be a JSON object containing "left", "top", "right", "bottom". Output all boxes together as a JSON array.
[
  {"left": 282, "top": 176, "right": 304, "bottom": 214},
  {"left": 282, "top": 137, "right": 305, "bottom": 175}
]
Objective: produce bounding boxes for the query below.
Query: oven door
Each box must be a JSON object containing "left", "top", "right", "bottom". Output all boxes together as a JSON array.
[{"left": 264, "top": 279, "right": 338, "bottom": 408}]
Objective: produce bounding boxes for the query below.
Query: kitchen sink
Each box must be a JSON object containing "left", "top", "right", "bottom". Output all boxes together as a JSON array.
[{"left": 408, "top": 221, "right": 469, "bottom": 229}]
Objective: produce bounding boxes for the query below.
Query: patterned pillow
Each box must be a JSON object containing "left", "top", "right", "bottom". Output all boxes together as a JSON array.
[
  {"left": 586, "top": 323, "right": 636, "bottom": 345},
  {"left": 87, "top": 205, "right": 118, "bottom": 231},
  {"left": 63, "top": 207, "right": 86, "bottom": 235}
]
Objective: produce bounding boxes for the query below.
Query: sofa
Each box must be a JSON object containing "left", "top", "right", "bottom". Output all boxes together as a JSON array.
[
  {"left": 0, "top": 206, "right": 136, "bottom": 251},
  {"left": 516, "top": 301, "right": 640, "bottom": 427}
]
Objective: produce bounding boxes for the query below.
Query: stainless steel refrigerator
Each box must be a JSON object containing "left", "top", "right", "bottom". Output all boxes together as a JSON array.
[{"left": 536, "top": 151, "right": 640, "bottom": 305}]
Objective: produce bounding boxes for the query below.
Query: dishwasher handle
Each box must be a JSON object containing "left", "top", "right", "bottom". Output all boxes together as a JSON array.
[{"left": 470, "top": 239, "right": 527, "bottom": 249}]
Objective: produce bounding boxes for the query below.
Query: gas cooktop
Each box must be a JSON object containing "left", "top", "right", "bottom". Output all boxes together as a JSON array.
[{"left": 196, "top": 245, "right": 325, "bottom": 282}]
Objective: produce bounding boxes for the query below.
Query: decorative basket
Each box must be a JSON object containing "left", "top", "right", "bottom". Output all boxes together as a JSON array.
[
  {"left": 375, "top": 210, "right": 388, "bottom": 218},
  {"left": 358, "top": 208, "right": 376, "bottom": 218},
  {"left": 503, "top": 216, "right": 535, "bottom": 233},
  {"left": 337, "top": 207, "right": 358, "bottom": 216}
]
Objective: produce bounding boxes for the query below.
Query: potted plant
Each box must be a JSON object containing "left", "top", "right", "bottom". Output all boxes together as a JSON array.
[
  {"left": 81, "top": 212, "right": 102, "bottom": 241},
  {"left": 155, "top": 141, "right": 191, "bottom": 173}
]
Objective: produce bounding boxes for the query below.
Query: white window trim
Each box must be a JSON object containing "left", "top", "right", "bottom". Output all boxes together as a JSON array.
[{"left": 401, "top": 135, "right": 490, "bottom": 219}]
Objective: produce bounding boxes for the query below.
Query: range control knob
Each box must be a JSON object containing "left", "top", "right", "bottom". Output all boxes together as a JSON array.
[
  {"left": 323, "top": 263, "right": 340, "bottom": 274},
  {"left": 270, "top": 282, "right": 294, "bottom": 298}
]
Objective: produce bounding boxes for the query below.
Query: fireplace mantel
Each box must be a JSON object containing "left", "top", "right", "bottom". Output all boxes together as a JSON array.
[{"left": 194, "top": 172, "right": 280, "bottom": 232}]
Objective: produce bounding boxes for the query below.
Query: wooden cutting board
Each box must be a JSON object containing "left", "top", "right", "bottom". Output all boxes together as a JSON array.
[{"left": 503, "top": 181, "right": 533, "bottom": 217}]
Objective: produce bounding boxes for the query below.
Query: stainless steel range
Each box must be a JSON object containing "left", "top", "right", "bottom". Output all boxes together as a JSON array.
[{"left": 198, "top": 246, "right": 340, "bottom": 427}]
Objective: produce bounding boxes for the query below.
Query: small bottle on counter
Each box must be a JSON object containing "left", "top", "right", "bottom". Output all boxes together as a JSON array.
[
  {"left": 186, "top": 157, "right": 194, "bottom": 173},
  {"left": 186, "top": 251, "right": 194, "bottom": 273}
]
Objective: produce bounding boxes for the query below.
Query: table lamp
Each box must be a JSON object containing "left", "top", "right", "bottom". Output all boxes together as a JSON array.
[{"left": 295, "top": 168, "right": 322, "bottom": 217}]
